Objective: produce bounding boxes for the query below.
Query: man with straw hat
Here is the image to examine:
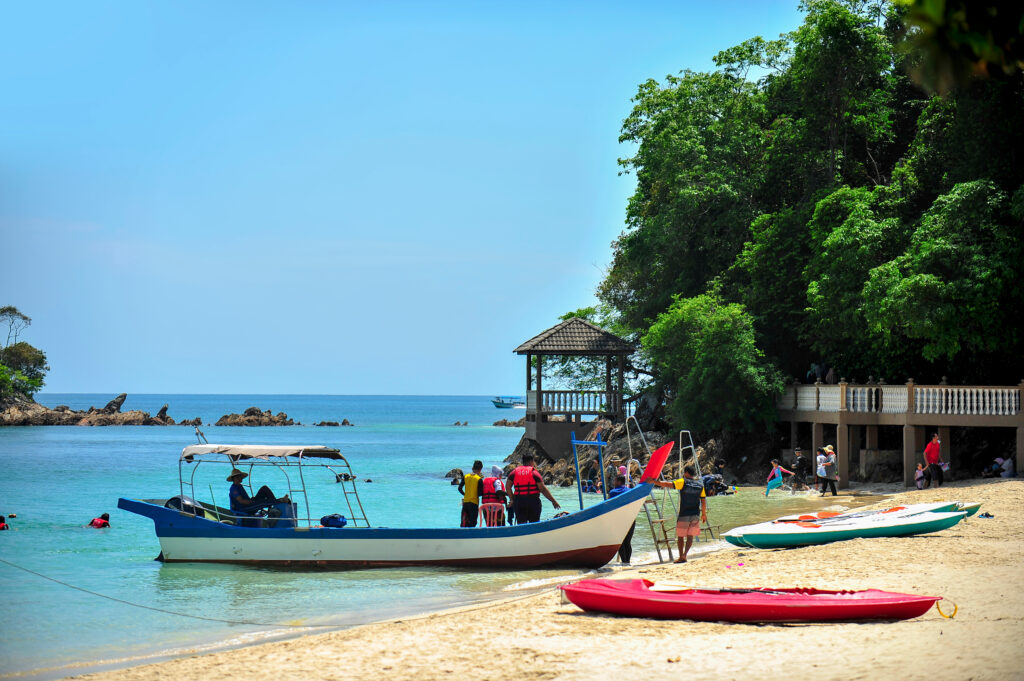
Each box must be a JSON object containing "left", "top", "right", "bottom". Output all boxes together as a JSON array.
[{"left": 227, "top": 468, "right": 287, "bottom": 517}]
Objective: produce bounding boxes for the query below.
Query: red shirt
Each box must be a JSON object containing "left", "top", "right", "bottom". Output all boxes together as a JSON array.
[{"left": 924, "top": 440, "right": 941, "bottom": 465}]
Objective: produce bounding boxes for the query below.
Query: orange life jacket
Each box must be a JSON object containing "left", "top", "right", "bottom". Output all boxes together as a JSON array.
[{"left": 512, "top": 466, "right": 539, "bottom": 496}]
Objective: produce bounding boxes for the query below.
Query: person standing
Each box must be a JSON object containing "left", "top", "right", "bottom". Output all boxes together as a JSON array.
[
  {"left": 506, "top": 453, "right": 560, "bottom": 524},
  {"left": 818, "top": 446, "right": 838, "bottom": 496},
  {"left": 457, "top": 460, "right": 483, "bottom": 527},
  {"left": 649, "top": 465, "right": 707, "bottom": 564},
  {"left": 923, "top": 433, "right": 944, "bottom": 487},
  {"left": 607, "top": 475, "right": 635, "bottom": 564}
]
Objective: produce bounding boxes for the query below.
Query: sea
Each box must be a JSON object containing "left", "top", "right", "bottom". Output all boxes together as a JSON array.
[{"left": 0, "top": 394, "right": 867, "bottom": 679}]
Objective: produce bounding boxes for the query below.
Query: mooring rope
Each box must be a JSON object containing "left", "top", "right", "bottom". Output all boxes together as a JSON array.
[{"left": 0, "top": 557, "right": 334, "bottom": 628}]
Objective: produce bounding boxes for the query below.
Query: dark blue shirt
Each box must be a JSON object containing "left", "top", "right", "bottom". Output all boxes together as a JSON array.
[
  {"left": 229, "top": 482, "right": 248, "bottom": 511},
  {"left": 607, "top": 484, "right": 629, "bottom": 498}
]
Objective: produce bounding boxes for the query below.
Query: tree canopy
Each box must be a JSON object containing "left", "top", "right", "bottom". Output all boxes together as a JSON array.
[
  {"left": 0, "top": 306, "right": 48, "bottom": 400},
  {"left": 581, "top": 0, "right": 1023, "bottom": 433}
]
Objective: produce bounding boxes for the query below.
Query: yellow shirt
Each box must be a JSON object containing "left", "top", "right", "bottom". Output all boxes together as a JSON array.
[{"left": 462, "top": 474, "right": 482, "bottom": 503}]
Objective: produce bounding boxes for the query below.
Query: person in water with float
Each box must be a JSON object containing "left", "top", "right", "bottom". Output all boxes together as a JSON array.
[{"left": 88, "top": 513, "right": 110, "bottom": 528}]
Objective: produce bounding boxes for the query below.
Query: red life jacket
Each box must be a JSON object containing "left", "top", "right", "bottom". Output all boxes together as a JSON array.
[
  {"left": 90, "top": 517, "right": 109, "bottom": 528},
  {"left": 0, "top": 521, "right": 8, "bottom": 531},
  {"left": 482, "top": 477, "right": 505, "bottom": 504},
  {"left": 512, "top": 466, "right": 539, "bottom": 496}
]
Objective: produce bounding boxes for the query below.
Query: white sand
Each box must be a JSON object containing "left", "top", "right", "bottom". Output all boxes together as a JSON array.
[{"left": 72, "top": 478, "right": 1024, "bottom": 681}]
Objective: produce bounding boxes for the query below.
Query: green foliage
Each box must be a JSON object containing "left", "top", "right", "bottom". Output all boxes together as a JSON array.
[
  {"left": 587, "top": 0, "right": 1024, "bottom": 433},
  {"left": 899, "top": 0, "right": 1024, "bottom": 94},
  {"left": 1, "top": 342, "right": 49, "bottom": 383},
  {"left": 864, "top": 180, "right": 1024, "bottom": 361},
  {"left": 0, "top": 363, "right": 43, "bottom": 399},
  {"left": 642, "top": 293, "right": 785, "bottom": 433},
  {"left": 0, "top": 306, "right": 48, "bottom": 400}
]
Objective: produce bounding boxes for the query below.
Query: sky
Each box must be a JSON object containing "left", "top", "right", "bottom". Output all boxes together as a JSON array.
[{"left": 1, "top": 0, "right": 804, "bottom": 395}]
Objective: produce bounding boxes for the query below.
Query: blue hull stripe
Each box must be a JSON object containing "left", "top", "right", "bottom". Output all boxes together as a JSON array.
[{"left": 118, "top": 483, "right": 653, "bottom": 540}]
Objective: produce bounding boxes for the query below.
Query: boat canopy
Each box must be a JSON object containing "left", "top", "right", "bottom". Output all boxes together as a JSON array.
[{"left": 181, "top": 444, "right": 344, "bottom": 461}]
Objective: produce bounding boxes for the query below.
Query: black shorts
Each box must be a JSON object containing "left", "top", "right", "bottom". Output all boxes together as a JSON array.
[
  {"left": 513, "top": 495, "right": 542, "bottom": 524},
  {"left": 461, "top": 502, "right": 478, "bottom": 527}
]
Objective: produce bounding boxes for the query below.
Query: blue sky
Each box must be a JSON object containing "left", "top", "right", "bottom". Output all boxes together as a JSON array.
[{"left": 2, "top": 1, "right": 803, "bottom": 395}]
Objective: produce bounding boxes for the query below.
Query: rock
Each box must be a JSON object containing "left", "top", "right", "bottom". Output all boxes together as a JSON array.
[
  {"left": 101, "top": 393, "right": 127, "bottom": 414},
  {"left": 215, "top": 407, "right": 295, "bottom": 426},
  {"left": 493, "top": 417, "right": 525, "bottom": 427},
  {"left": 341, "top": 419, "right": 353, "bottom": 426},
  {"left": 316, "top": 421, "right": 340, "bottom": 427},
  {"left": 0, "top": 393, "right": 186, "bottom": 427},
  {"left": 452, "top": 421, "right": 468, "bottom": 426},
  {"left": 178, "top": 417, "right": 202, "bottom": 426},
  {"left": 633, "top": 391, "right": 666, "bottom": 432}
]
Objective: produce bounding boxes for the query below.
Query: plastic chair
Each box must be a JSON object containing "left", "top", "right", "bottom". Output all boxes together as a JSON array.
[{"left": 478, "top": 503, "right": 506, "bottom": 527}]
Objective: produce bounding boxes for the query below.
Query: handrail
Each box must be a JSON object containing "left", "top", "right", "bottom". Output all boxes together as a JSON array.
[{"left": 778, "top": 382, "right": 1021, "bottom": 417}]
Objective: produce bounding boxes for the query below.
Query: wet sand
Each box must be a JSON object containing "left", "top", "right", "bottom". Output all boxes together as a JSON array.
[{"left": 71, "top": 478, "right": 1024, "bottom": 681}]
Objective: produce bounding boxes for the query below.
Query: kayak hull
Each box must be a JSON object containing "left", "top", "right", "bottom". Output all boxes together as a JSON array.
[
  {"left": 560, "top": 579, "right": 940, "bottom": 622},
  {"left": 723, "top": 511, "right": 966, "bottom": 549}
]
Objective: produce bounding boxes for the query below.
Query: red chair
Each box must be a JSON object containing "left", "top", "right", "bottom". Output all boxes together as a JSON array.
[{"left": 478, "top": 503, "right": 506, "bottom": 527}]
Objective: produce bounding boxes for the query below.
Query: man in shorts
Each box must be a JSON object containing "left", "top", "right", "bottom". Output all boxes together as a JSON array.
[{"left": 651, "top": 465, "right": 707, "bottom": 563}]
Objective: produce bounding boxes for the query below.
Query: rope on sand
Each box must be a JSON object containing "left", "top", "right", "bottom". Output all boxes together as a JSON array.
[{"left": 936, "top": 599, "right": 958, "bottom": 619}]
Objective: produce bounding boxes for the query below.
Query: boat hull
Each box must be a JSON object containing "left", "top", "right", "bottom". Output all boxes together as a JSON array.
[
  {"left": 561, "top": 579, "right": 940, "bottom": 622},
  {"left": 118, "top": 484, "right": 651, "bottom": 569},
  {"left": 723, "top": 511, "right": 966, "bottom": 549}
]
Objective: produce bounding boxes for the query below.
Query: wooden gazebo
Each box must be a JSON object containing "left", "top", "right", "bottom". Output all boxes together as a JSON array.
[{"left": 514, "top": 318, "right": 634, "bottom": 459}]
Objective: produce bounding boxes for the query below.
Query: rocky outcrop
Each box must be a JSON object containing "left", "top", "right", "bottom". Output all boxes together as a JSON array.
[
  {"left": 493, "top": 417, "right": 525, "bottom": 427},
  {"left": 452, "top": 421, "right": 469, "bottom": 426},
  {"left": 215, "top": 407, "right": 296, "bottom": 426},
  {"left": 0, "top": 393, "right": 188, "bottom": 426},
  {"left": 315, "top": 418, "right": 354, "bottom": 427}
]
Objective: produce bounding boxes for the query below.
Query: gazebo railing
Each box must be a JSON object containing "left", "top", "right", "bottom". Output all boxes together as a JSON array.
[{"left": 527, "top": 390, "right": 621, "bottom": 416}]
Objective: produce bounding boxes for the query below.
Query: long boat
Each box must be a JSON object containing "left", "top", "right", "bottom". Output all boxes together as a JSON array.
[
  {"left": 119, "top": 442, "right": 671, "bottom": 569},
  {"left": 560, "top": 579, "right": 941, "bottom": 622},
  {"left": 722, "top": 510, "right": 966, "bottom": 549}
]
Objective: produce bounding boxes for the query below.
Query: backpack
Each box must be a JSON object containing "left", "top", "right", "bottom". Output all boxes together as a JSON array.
[{"left": 320, "top": 514, "right": 348, "bottom": 528}]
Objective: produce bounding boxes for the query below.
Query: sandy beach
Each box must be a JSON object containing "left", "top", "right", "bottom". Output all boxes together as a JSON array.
[{"left": 72, "top": 477, "right": 1023, "bottom": 681}]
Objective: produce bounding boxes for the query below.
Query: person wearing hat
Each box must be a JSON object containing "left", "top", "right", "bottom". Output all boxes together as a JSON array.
[
  {"left": 818, "top": 445, "right": 838, "bottom": 496},
  {"left": 227, "top": 469, "right": 286, "bottom": 516}
]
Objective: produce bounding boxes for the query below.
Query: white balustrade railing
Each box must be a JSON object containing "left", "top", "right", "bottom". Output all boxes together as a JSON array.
[
  {"left": 915, "top": 386, "right": 1020, "bottom": 416},
  {"left": 777, "top": 385, "right": 797, "bottom": 410},
  {"left": 795, "top": 386, "right": 818, "bottom": 411},
  {"left": 846, "top": 386, "right": 877, "bottom": 412},
  {"left": 879, "top": 386, "right": 908, "bottom": 414},
  {"left": 818, "top": 385, "right": 841, "bottom": 412},
  {"left": 532, "top": 390, "right": 618, "bottom": 415}
]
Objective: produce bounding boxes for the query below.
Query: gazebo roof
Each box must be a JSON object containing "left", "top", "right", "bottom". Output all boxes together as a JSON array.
[{"left": 514, "top": 317, "right": 633, "bottom": 356}]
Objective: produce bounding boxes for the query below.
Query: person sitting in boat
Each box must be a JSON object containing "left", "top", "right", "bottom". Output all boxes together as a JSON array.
[
  {"left": 88, "top": 513, "right": 110, "bottom": 528},
  {"left": 506, "top": 453, "right": 560, "bottom": 524},
  {"left": 227, "top": 469, "right": 288, "bottom": 519},
  {"left": 480, "top": 465, "right": 509, "bottom": 526}
]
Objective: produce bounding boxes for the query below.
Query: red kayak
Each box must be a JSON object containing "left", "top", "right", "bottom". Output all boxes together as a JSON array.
[{"left": 560, "top": 579, "right": 940, "bottom": 622}]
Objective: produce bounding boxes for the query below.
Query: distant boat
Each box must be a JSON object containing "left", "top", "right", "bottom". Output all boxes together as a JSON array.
[{"left": 492, "top": 396, "right": 525, "bottom": 409}]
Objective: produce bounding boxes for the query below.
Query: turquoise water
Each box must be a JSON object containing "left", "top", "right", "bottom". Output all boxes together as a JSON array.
[{"left": 0, "top": 394, "right": 853, "bottom": 678}]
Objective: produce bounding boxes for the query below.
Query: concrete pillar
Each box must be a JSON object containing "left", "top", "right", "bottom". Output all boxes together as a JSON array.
[
  {"left": 847, "top": 425, "right": 861, "bottom": 485},
  {"left": 837, "top": 422, "right": 850, "bottom": 489},
  {"left": 1016, "top": 426, "right": 1023, "bottom": 478},
  {"left": 865, "top": 425, "right": 878, "bottom": 450},
  {"left": 812, "top": 422, "right": 824, "bottom": 456},
  {"left": 903, "top": 425, "right": 924, "bottom": 487}
]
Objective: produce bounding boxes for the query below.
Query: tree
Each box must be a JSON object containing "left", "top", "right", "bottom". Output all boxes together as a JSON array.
[
  {"left": 642, "top": 292, "right": 785, "bottom": 433},
  {"left": 0, "top": 306, "right": 31, "bottom": 348},
  {"left": 1, "top": 342, "right": 49, "bottom": 383}
]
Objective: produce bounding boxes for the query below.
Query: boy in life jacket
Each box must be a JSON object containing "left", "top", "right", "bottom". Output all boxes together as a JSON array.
[
  {"left": 0, "top": 515, "right": 9, "bottom": 531},
  {"left": 650, "top": 465, "right": 707, "bottom": 563},
  {"left": 505, "top": 453, "right": 561, "bottom": 524},
  {"left": 457, "top": 461, "right": 483, "bottom": 527},
  {"left": 88, "top": 513, "right": 110, "bottom": 528},
  {"left": 480, "top": 465, "right": 509, "bottom": 526}
]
